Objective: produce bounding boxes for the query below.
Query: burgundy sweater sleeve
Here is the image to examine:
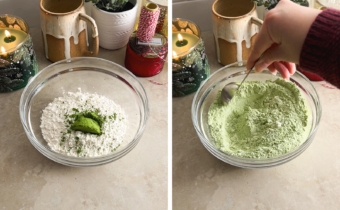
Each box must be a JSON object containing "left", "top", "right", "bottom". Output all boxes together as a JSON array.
[{"left": 299, "top": 8, "right": 340, "bottom": 88}]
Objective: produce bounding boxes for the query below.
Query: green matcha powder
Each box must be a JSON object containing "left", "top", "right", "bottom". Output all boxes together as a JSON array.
[{"left": 208, "top": 78, "right": 310, "bottom": 159}]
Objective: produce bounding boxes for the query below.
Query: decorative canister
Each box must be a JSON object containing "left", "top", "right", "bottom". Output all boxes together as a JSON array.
[
  {"left": 0, "top": 14, "right": 38, "bottom": 92},
  {"left": 172, "top": 18, "right": 210, "bottom": 97},
  {"left": 125, "top": 32, "right": 168, "bottom": 77}
]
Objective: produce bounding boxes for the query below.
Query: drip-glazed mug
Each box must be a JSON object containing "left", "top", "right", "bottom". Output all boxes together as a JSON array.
[
  {"left": 40, "top": 0, "right": 99, "bottom": 62},
  {"left": 212, "top": 0, "right": 262, "bottom": 66}
]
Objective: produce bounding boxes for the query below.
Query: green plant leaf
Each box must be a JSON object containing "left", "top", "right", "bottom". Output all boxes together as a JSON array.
[
  {"left": 250, "top": 0, "right": 307, "bottom": 9},
  {"left": 173, "top": 71, "right": 191, "bottom": 80},
  {"left": 95, "top": 0, "right": 129, "bottom": 12},
  {"left": 0, "top": 66, "right": 20, "bottom": 76}
]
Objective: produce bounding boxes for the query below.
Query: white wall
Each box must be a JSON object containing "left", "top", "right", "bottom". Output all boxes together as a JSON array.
[
  {"left": 173, "top": 0, "right": 216, "bottom": 32},
  {"left": 0, "top": 0, "right": 144, "bottom": 30},
  {"left": 1, "top": 0, "right": 315, "bottom": 33},
  {"left": 0, "top": 0, "right": 40, "bottom": 28},
  {"left": 173, "top": 0, "right": 314, "bottom": 32},
  {"left": 173, "top": 0, "right": 266, "bottom": 32}
]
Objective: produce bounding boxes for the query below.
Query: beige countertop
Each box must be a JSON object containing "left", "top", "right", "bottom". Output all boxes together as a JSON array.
[
  {"left": 173, "top": 31, "right": 340, "bottom": 209},
  {"left": 0, "top": 27, "right": 168, "bottom": 209}
]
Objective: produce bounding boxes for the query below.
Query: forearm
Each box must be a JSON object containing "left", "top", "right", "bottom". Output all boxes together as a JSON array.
[{"left": 300, "top": 8, "right": 340, "bottom": 87}]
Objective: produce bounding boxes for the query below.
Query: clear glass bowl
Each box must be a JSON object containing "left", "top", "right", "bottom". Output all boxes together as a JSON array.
[
  {"left": 20, "top": 57, "right": 149, "bottom": 167},
  {"left": 191, "top": 61, "right": 322, "bottom": 168}
]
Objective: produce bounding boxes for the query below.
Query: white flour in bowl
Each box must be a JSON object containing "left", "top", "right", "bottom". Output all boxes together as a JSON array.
[{"left": 40, "top": 91, "right": 127, "bottom": 157}]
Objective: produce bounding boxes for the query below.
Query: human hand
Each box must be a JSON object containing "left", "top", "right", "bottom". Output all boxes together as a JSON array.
[{"left": 246, "top": 0, "right": 321, "bottom": 79}]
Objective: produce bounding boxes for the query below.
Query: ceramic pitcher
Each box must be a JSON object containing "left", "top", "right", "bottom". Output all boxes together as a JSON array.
[
  {"left": 40, "top": 0, "right": 99, "bottom": 62},
  {"left": 212, "top": 0, "right": 262, "bottom": 66}
]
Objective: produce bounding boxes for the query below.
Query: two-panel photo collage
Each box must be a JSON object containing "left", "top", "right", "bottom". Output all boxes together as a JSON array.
[{"left": 1, "top": 0, "right": 339, "bottom": 209}]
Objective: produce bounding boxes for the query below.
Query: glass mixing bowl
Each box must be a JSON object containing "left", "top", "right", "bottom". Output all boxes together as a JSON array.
[
  {"left": 192, "top": 61, "right": 322, "bottom": 168},
  {"left": 20, "top": 57, "right": 149, "bottom": 167}
]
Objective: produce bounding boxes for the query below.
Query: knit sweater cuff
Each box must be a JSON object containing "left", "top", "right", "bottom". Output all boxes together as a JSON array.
[{"left": 300, "top": 8, "right": 340, "bottom": 76}]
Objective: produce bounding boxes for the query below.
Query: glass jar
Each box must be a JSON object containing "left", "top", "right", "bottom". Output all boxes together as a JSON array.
[
  {"left": 0, "top": 14, "right": 38, "bottom": 92},
  {"left": 172, "top": 18, "right": 210, "bottom": 97},
  {"left": 125, "top": 31, "right": 168, "bottom": 77}
]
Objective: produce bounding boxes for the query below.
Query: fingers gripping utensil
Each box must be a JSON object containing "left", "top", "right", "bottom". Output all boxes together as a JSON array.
[{"left": 221, "top": 59, "right": 260, "bottom": 103}]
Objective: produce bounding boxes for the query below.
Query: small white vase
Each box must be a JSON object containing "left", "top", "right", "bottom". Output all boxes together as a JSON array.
[
  {"left": 91, "top": 0, "right": 138, "bottom": 50},
  {"left": 85, "top": 2, "right": 93, "bottom": 40},
  {"left": 84, "top": 1, "right": 92, "bottom": 16},
  {"left": 256, "top": 5, "right": 266, "bottom": 20}
]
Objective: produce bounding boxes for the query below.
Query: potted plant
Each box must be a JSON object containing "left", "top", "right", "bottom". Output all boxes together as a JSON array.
[
  {"left": 87, "top": 0, "right": 134, "bottom": 12},
  {"left": 252, "top": 0, "right": 309, "bottom": 10},
  {"left": 252, "top": 0, "right": 310, "bottom": 23},
  {"left": 86, "top": 0, "right": 138, "bottom": 50}
]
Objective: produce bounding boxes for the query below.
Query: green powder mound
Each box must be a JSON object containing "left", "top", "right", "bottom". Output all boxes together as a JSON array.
[
  {"left": 84, "top": 111, "right": 104, "bottom": 127},
  {"left": 71, "top": 116, "right": 101, "bottom": 135},
  {"left": 208, "top": 78, "right": 310, "bottom": 159}
]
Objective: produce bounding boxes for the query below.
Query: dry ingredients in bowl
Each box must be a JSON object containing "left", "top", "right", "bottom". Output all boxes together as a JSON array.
[
  {"left": 40, "top": 90, "right": 127, "bottom": 157},
  {"left": 208, "top": 78, "right": 311, "bottom": 159}
]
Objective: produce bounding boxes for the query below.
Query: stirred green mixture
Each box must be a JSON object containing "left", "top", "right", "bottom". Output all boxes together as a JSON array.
[{"left": 208, "top": 78, "right": 310, "bottom": 159}]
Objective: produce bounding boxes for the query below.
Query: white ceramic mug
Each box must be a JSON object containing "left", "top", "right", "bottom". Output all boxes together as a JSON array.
[{"left": 212, "top": 0, "right": 263, "bottom": 66}]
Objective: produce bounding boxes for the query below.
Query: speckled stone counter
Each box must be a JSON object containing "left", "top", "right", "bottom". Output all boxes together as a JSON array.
[
  {"left": 0, "top": 27, "right": 168, "bottom": 209},
  {"left": 173, "top": 31, "right": 340, "bottom": 209}
]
